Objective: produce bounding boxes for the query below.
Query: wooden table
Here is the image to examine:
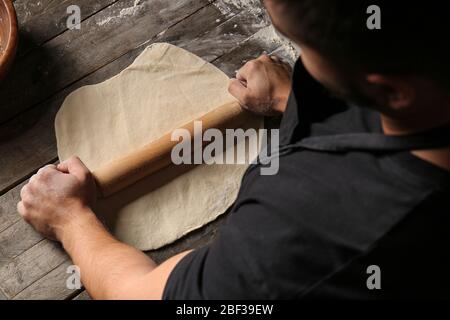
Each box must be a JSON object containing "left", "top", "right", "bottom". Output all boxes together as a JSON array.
[{"left": 0, "top": 0, "right": 296, "bottom": 300}]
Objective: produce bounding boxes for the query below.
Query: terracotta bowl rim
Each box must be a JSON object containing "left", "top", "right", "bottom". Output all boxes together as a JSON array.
[{"left": 0, "top": 0, "right": 18, "bottom": 68}]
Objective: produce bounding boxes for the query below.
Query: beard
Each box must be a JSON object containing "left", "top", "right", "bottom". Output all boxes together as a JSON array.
[
  {"left": 325, "top": 80, "right": 377, "bottom": 109},
  {"left": 319, "top": 77, "right": 394, "bottom": 116}
]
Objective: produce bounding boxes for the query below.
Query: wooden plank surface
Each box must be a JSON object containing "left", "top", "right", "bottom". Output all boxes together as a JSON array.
[
  {"left": 0, "top": 181, "right": 26, "bottom": 232},
  {"left": 13, "top": 261, "right": 81, "bottom": 300},
  {"left": 0, "top": 218, "right": 43, "bottom": 263},
  {"left": 72, "top": 290, "right": 91, "bottom": 300},
  {"left": 0, "top": 0, "right": 209, "bottom": 123},
  {"left": 0, "top": 0, "right": 298, "bottom": 300},
  {"left": 14, "top": 0, "right": 120, "bottom": 56},
  {"left": 0, "top": 240, "right": 67, "bottom": 298}
]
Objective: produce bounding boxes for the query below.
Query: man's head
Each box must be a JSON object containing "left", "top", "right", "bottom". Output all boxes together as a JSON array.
[{"left": 264, "top": 0, "right": 450, "bottom": 126}]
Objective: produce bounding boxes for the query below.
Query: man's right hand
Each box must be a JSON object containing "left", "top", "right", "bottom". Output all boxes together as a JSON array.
[
  {"left": 18, "top": 157, "right": 97, "bottom": 241},
  {"left": 228, "top": 54, "right": 293, "bottom": 116}
]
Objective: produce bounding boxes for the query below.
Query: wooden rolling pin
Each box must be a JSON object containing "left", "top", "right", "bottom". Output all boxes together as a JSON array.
[{"left": 93, "top": 101, "right": 250, "bottom": 198}]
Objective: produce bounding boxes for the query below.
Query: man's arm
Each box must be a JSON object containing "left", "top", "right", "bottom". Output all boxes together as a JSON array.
[
  {"left": 18, "top": 54, "right": 293, "bottom": 300},
  {"left": 60, "top": 206, "right": 192, "bottom": 300},
  {"left": 18, "top": 157, "right": 190, "bottom": 300}
]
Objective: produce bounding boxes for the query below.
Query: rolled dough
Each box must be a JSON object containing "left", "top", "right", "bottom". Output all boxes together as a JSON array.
[{"left": 55, "top": 43, "right": 260, "bottom": 251}]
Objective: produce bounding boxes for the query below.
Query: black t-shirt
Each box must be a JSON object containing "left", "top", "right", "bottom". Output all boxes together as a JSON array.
[{"left": 163, "top": 60, "right": 450, "bottom": 299}]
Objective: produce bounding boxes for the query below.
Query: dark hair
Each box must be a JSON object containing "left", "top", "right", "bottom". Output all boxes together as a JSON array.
[{"left": 272, "top": 0, "right": 450, "bottom": 85}]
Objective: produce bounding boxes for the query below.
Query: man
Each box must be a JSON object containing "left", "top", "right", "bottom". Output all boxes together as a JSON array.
[{"left": 18, "top": 0, "right": 450, "bottom": 299}]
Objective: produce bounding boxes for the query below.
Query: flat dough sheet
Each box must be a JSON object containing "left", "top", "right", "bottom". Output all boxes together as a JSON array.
[{"left": 55, "top": 43, "right": 259, "bottom": 251}]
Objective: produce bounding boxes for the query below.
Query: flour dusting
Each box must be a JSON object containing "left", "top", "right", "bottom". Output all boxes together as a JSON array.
[
  {"left": 213, "top": 0, "right": 298, "bottom": 62},
  {"left": 213, "top": 0, "right": 264, "bottom": 17},
  {"left": 97, "top": 0, "right": 143, "bottom": 26},
  {"left": 254, "top": 26, "right": 300, "bottom": 63}
]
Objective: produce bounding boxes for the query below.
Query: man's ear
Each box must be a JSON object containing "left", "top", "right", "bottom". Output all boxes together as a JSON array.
[{"left": 366, "top": 74, "right": 417, "bottom": 110}]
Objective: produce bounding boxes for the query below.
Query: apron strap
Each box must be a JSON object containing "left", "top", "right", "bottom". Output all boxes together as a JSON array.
[{"left": 284, "top": 122, "right": 450, "bottom": 153}]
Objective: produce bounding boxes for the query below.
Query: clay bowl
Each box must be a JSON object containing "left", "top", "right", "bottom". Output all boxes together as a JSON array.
[{"left": 0, "top": 0, "right": 18, "bottom": 81}]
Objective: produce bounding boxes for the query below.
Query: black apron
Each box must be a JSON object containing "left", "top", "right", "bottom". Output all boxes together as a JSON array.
[
  {"left": 282, "top": 122, "right": 450, "bottom": 154},
  {"left": 255, "top": 122, "right": 450, "bottom": 169}
]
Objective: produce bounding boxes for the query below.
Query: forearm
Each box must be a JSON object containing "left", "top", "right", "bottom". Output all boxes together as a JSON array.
[
  {"left": 19, "top": 157, "right": 186, "bottom": 299},
  {"left": 60, "top": 206, "right": 157, "bottom": 299}
]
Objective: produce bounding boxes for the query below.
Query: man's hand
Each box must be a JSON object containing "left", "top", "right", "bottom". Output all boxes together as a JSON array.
[
  {"left": 17, "top": 156, "right": 190, "bottom": 300},
  {"left": 17, "top": 156, "right": 97, "bottom": 241},
  {"left": 229, "top": 54, "right": 292, "bottom": 116}
]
